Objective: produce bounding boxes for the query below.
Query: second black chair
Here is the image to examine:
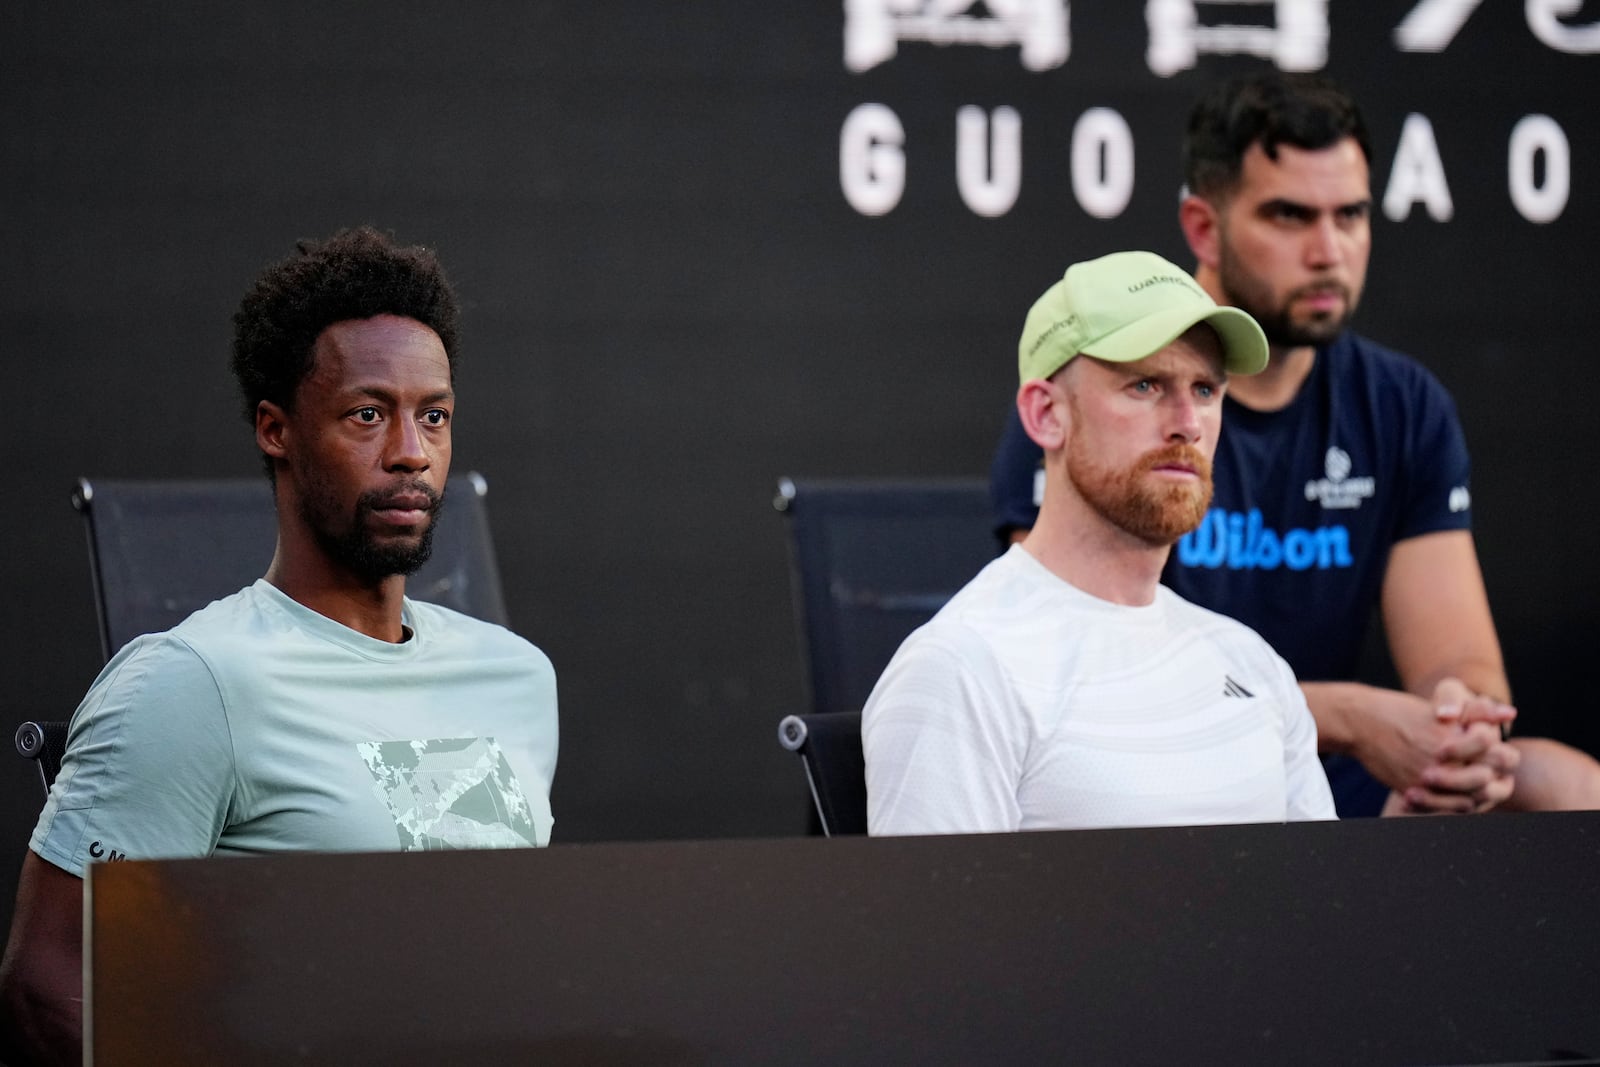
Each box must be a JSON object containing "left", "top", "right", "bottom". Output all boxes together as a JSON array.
[
  {"left": 777, "top": 712, "right": 866, "bottom": 836},
  {"left": 773, "top": 477, "right": 995, "bottom": 719}
]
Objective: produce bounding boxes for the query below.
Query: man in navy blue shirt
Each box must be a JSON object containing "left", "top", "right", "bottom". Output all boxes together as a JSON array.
[{"left": 991, "top": 72, "right": 1600, "bottom": 816}]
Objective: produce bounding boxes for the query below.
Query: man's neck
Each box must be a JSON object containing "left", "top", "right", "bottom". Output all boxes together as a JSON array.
[
  {"left": 1226, "top": 343, "right": 1316, "bottom": 412},
  {"left": 1022, "top": 497, "right": 1169, "bottom": 607},
  {"left": 263, "top": 539, "right": 410, "bottom": 643}
]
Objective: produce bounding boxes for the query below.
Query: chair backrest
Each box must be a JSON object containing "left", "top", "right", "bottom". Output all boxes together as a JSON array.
[
  {"left": 74, "top": 471, "right": 509, "bottom": 660},
  {"left": 15, "top": 720, "right": 70, "bottom": 796},
  {"left": 777, "top": 712, "right": 866, "bottom": 836},
  {"left": 774, "top": 477, "right": 995, "bottom": 717}
]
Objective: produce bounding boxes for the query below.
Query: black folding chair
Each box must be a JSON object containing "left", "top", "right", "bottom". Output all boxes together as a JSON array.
[
  {"left": 15, "top": 472, "right": 513, "bottom": 800},
  {"left": 15, "top": 720, "right": 70, "bottom": 796},
  {"left": 774, "top": 477, "right": 995, "bottom": 718},
  {"left": 73, "top": 471, "right": 509, "bottom": 659},
  {"left": 773, "top": 478, "right": 995, "bottom": 834},
  {"left": 777, "top": 712, "right": 866, "bottom": 837}
]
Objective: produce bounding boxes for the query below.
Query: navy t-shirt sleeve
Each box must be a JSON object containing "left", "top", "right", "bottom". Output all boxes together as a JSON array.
[
  {"left": 1393, "top": 367, "right": 1473, "bottom": 542},
  {"left": 989, "top": 405, "right": 1044, "bottom": 542}
]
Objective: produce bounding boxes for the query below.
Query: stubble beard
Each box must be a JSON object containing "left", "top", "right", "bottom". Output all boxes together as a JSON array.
[
  {"left": 1067, "top": 440, "right": 1215, "bottom": 548},
  {"left": 297, "top": 474, "right": 444, "bottom": 585}
]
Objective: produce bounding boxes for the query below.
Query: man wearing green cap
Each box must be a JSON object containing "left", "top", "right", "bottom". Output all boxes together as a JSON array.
[
  {"left": 990, "top": 72, "right": 1600, "bottom": 818},
  {"left": 862, "top": 250, "right": 1335, "bottom": 835}
]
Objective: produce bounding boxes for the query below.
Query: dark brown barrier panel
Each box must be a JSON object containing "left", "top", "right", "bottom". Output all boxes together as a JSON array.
[{"left": 88, "top": 814, "right": 1600, "bottom": 1066}]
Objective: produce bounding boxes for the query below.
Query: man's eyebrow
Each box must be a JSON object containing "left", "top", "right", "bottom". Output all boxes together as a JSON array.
[
  {"left": 344, "top": 384, "right": 455, "bottom": 405},
  {"left": 1257, "top": 197, "right": 1314, "bottom": 215},
  {"left": 1257, "top": 196, "right": 1372, "bottom": 215}
]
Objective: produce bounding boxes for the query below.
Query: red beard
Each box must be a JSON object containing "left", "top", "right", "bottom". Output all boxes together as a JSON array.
[{"left": 1067, "top": 441, "right": 1214, "bottom": 547}]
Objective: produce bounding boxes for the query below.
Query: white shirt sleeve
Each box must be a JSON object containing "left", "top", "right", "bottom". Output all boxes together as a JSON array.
[
  {"left": 862, "top": 625, "right": 1030, "bottom": 836},
  {"left": 1273, "top": 655, "right": 1338, "bottom": 821}
]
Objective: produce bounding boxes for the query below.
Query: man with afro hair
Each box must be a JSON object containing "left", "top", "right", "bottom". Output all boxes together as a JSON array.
[{"left": 0, "top": 227, "right": 558, "bottom": 1064}]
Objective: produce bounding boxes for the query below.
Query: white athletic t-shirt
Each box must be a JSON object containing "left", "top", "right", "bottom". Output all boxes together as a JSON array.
[{"left": 863, "top": 545, "right": 1334, "bottom": 835}]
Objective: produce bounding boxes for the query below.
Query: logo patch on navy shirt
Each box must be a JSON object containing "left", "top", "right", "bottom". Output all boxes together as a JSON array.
[{"left": 1303, "top": 446, "right": 1375, "bottom": 510}]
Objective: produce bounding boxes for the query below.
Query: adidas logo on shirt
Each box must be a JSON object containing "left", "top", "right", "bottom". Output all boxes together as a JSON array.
[{"left": 1222, "top": 675, "right": 1254, "bottom": 699}]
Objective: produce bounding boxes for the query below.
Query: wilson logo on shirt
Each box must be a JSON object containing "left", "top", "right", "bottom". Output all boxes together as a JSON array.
[{"left": 1177, "top": 507, "right": 1354, "bottom": 572}]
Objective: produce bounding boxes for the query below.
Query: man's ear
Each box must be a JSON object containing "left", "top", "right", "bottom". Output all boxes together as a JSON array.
[
  {"left": 1178, "top": 193, "right": 1222, "bottom": 271},
  {"left": 1017, "top": 377, "right": 1068, "bottom": 452},
  {"left": 256, "top": 400, "right": 290, "bottom": 461}
]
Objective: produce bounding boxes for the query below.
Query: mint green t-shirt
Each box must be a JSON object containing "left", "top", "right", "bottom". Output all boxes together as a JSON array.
[{"left": 33, "top": 580, "right": 557, "bottom": 875}]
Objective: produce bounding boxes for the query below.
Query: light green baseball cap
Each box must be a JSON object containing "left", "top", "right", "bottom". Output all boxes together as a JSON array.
[{"left": 1018, "top": 250, "right": 1269, "bottom": 383}]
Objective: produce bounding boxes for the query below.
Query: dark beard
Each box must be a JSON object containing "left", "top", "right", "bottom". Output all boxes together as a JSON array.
[
  {"left": 1218, "top": 246, "right": 1355, "bottom": 348},
  {"left": 1068, "top": 442, "right": 1213, "bottom": 547},
  {"left": 300, "top": 481, "right": 445, "bottom": 585}
]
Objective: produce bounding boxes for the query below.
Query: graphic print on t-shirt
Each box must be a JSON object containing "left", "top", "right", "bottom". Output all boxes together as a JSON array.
[{"left": 357, "top": 737, "right": 539, "bottom": 849}]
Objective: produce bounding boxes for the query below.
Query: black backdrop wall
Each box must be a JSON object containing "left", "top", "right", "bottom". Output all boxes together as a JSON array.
[{"left": 5, "top": 3, "right": 1598, "bottom": 928}]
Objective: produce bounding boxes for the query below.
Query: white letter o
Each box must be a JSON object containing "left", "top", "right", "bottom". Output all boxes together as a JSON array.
[
  {"left": 1071, "top": 108, "right": 1134, "bottom": 220},
  {"left": 1508, "top": 114, "right": 1569, "bottom": 225}
]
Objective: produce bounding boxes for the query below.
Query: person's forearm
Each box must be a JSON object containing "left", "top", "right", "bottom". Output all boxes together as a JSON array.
[
  {"left": 1299, "top": 680, "right": 1387, "bottom": 756},
  {"left": 1403, "top": 656, "right": 1511, "bottom": 706},
  {"left": 0, "top": 853, "right": 87, "bottom": 1067},
  {"left": 0, "top": 970, "right": 82, "bottom": 1066}
]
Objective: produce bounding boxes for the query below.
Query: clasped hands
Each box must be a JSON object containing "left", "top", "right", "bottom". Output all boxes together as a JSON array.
[{"left": 1376, "top": 677, "right": 1519, "bottom": 816}]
